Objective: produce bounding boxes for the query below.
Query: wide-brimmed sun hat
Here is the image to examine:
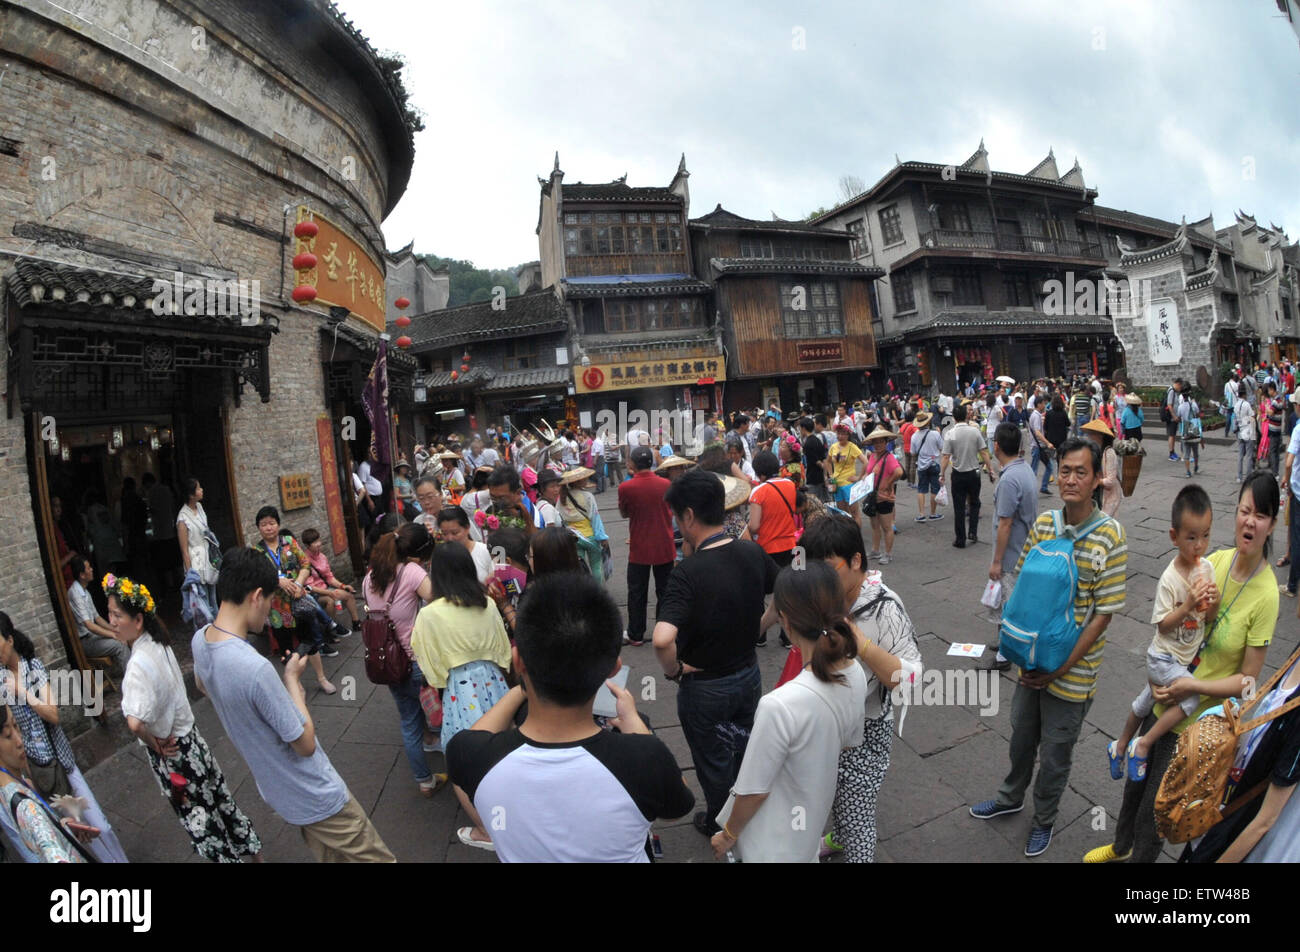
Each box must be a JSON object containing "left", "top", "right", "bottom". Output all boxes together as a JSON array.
[
  {"left": 1124, "top": 393, "right": 1143, "bottom": 406},
  {"left": 914, "top": 412, "right": 933, "bottom": 428},
  {"left": 865, "top": 426, "right": 895, "bottom": 443},
  {"left": 1081, "top": 418, "right": 1114, "bottom": 439},
  {"left": 714, "top": 473, "right": 751, "bottom": 511},
  {"left": 656, "top": 455, "right": 693, "bottom": 472},
  {"left": 560, "top": 466, "right": 595, "bottom": 485}
]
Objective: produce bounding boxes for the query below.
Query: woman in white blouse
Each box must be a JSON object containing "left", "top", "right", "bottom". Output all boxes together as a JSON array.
[
  {"left": 176, "top": 477, "right": 220, "bottom": 620},
  {"left": 712, "top": 561, "right": 867, "bottom": 862},
  {"left": 107, "top": 575, "right": 263, "bottom": 863}
]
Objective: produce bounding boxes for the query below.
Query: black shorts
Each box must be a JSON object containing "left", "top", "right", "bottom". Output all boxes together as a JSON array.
[
  {"left": 770, "top": 549, "right": 795, "bottom": 568},
  {"left": 874, "top": 500, "right": 895, "bottom": 515},
  {"left": 1165, "top": 420, "right": 1179, "bottom": 437}
]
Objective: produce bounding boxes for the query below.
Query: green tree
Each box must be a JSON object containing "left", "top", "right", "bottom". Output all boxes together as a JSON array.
[{"left": 416, "top": 254, "right": 524, "bottom": 308}]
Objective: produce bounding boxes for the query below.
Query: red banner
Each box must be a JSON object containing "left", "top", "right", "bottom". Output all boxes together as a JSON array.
[{"left": 316, "top": 415, "right": 348, "bottom": 556}]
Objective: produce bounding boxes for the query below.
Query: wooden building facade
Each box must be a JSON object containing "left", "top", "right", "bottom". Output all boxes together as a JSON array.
[{"left": 690, "top": 206, "right": 883, "bottom": 411}]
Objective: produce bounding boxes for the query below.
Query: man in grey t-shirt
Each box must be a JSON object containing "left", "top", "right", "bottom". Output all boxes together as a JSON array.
[
  {"left": 193, "top": 548, "right": 395, "bottom": 862},
  {"left": 940, "top": 403, "right": 993, "bottom": 548},
  {"left": 986, "top": 423, "right": 1039, "bottom": 670}
]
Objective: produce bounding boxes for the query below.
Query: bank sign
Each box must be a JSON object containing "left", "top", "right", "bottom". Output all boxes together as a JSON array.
[{"left": 575, "top": 354, "right": 726, "bottom": 394}]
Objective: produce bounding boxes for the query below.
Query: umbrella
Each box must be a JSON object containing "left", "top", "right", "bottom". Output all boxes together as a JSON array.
[{"left": 996, "top": 375, "right": 1016, "bottom": 384}]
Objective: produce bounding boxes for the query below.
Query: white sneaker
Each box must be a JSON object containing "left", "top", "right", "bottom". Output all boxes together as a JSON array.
[{"left": 878, "top": 554, "right": 892, "bottom": 565}]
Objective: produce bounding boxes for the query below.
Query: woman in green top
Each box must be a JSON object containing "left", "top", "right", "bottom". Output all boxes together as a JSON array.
[{"left": 1087, "top": 471, "right": 1279, "bottom": 863}]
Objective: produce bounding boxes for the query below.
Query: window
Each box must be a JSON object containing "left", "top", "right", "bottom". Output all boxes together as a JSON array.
[
  {"left": 580, "top": 228, "right": 595, "bottom": 255},
  {"left": 596, "top": 226, "right": 610, "bottom": 254},
  {"left": 780, "top": 282, "right": 843, "bottom": 338},
  {"left": 937, "top": 203, "right": 971, "bottom": 232},
  {"left": 879, "top": 204, "right": 904, "bottom": 245},
  {"left": 949, "top": 267, "right": 984, "bottom": 305},
  {"left": 848, "top": 219, "right": 868, "bottom": 257},
  {"left": 892, "top": 271, "right": 915, "bottom": 312},
  {"left": 644, "top": 299, "right": 660, "bottom": 330},
  {"left": 1002, "top": 272, "right": 1035, "bottom": 307},
  {"left": 565, "top": 228, "right": 579, "bottom": 255},
  {"left": 565, "top": 213, "right": 577, "bottom": 225},
  {"left": 741, "top": 238, "right": 772, "bottom": 259},
  {"left": 503, "top": 340, "right": 538, "bottom": 370}
]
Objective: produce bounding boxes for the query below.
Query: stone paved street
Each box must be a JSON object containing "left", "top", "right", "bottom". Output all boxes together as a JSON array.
[{"left": 83, "top": 430, "right": 1300, "bottom": 863}]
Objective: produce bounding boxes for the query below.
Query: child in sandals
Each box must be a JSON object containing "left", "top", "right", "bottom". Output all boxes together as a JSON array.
[{"left": 1108, "top": 485, "right": 1218, "bottom": 781}]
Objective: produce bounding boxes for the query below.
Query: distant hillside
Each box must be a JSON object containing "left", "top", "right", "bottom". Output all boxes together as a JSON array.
[{"left": 417, "top": 254, "right": 524, "bottom": 308}]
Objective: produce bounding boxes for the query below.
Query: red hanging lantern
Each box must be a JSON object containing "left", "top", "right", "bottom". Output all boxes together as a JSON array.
[
  {"left": 394, "top": 297, "right": 411, "bottom": 310},
  {"left": 450, "top": 370, "right": 459, "bottom": 381},
  {"left": 460, "top": 363, "right": 469, "bottom": 373},
  {"left": 292, "top": 285, "right": 317, "bottom": 303},
  {"left": 293, "top": 221, "right": 318, "bottom": 239},
  {"left": 395, "top": 335, "right": 412, "bottom": 349},
  {"left": 462, "top": 352, "right": 471, "bottom": 363},
  {"left": 292, "top": 252, "right": 317, "bottom": 271},
  {"left": 394, "top": 315, "right": 411, "bottom": 328}
]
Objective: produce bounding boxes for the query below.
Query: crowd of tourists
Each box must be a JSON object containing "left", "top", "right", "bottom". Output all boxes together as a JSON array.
[{"left": 4, "top": 370, "right": 1299, "bottom": 865}]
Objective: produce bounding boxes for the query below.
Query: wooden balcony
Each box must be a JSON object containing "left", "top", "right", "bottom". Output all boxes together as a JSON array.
[
  {"left": 565, "top": 253, "right": 690, "bottom": 277},
  {"left": 918, "top": 229, "right": 1104, "bottom": 260}
]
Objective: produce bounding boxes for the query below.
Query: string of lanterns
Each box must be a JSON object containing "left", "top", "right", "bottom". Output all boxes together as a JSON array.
[
  {"left": 291, "top": 219, "right": 318, "bottom": 303},
  {"left": 394, "top": 296, "right": 412, "bottom": 350}
]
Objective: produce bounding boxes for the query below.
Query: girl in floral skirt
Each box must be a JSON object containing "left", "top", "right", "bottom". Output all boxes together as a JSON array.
[
  {"left": 410, "top": 543, "right": 512, "bottom": 851},
  {"left": 106, "top": 574, "right": 263, "bottom": 863}
]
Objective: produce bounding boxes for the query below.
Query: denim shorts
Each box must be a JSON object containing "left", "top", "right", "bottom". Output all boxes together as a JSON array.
[
  {"left": 917, "top": 464, "right": 941, "bottom": 495},
  {"left": 834, "top": 484, "right": 854, "bottom": 504}
]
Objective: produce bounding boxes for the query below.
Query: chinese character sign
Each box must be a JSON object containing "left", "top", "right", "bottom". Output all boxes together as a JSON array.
[
  {"left": 294, "top": 207, "right": 387, "bottom": 331},
  {"left": 279, "top": 473, "right": 313, "bottom": 511},
  {"left": 574, "top": 354, "right": 727, "bottom": 393},
  {"left": 1145, "top": 297, "right": 1181, "bottom": 366}
]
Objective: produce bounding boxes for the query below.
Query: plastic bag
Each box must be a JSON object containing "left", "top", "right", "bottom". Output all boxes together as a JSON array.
[
  {"left": 935, "top": 485, "right": 949, "bottom": 507},
  {"left": 980, "top": 579, "right": 1002, "bottom": 609}
]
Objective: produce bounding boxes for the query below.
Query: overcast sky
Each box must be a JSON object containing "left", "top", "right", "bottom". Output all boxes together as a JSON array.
[{"left": 338, "top": 0, "right": 1300, "bottom": 270}]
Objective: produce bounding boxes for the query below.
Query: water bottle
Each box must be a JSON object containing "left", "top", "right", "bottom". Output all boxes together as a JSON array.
[{"left": 1191, "top": 558, "right": 1216, "bottom": 618}]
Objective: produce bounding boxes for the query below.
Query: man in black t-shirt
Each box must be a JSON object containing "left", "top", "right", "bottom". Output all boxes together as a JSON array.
[
  {"left": 652, "top": 469, "right": 778, "bottom": 837},
  {"left": 446, "top": 571, "right": 693, "bottom": 861},
  {"left": 800, "top": 416, "right": 829, "bottom": 501}
]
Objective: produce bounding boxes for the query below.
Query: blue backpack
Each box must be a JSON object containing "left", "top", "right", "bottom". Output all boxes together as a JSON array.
[{"left": 999, "top": 510, "right": 1105, "bottom": 672}]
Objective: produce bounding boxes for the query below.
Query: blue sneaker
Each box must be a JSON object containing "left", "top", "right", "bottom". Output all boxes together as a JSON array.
[
  {"left": 970, "top": 799, "right": 1023, "bottom": 820},
  {"left": 1025, "top": 825, "right": 1054, "bottom": 857}
]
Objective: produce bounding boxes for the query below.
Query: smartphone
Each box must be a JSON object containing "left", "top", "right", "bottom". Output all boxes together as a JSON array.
[
  {"left": 65, "top": 821, "right": 101, "bottom": 836},
  {"left": 294, "top": 642, "right": 320, "bottom": 657}
]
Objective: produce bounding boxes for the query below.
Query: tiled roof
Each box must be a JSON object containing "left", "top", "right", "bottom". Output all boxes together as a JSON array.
[
  {"left": 811, "top": 159, "right": 1099, "bottom": 225},
  {"left": 482, "top": 366, "right": 570, "bottom": 392},
  {"left": 7, "top": 257, "right": 162, "bottom": 309},
  {"left": 710, "top": 257, "right": 884, "bottom": 278},
  {"left": 690, "top": 205, "right": 848, "bottom": 236},
  {"left": 403, "top": 287, "right": 567, "bottom": 350},
  {"left": 554, "top": 181, "right": 681, "bottom": 202},
  {"left": 421, "top": 365, "right": 570, "bottom": 392},
  {"left": 897, "top": 309, "right": 1113, "bottom": 340},
  {"left": 1090, "top": 206, "right": 1232, "bottom": 251},
  {"left": 562, "top": 276, "right": 711, "bottom": 298}
]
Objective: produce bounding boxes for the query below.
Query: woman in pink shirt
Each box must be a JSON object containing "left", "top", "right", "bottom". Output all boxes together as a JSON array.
[
  {"left": 302, "top": 528, "right": 361, "bottom": 633},
  {"left": 362, "top": 523, "right": 445, "bottom": 796}
]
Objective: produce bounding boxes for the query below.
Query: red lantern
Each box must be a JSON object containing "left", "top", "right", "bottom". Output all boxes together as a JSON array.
[
  {"left": 450, "top": 370, "right": 459, "bottom": 381},
  {"left": 462, "top": 352, "right": 471, "bottom": 363},
  {"left": 460, "top": 363, "right": 469, "bottom": 373},
  {"left": 292, "top": 285, "right": 317, "bottom": 303},
  {"left": 395, "top": 335, "right": 412, "bottom": 349},
  {"left": 395, "top": 315, "right": 411, "bottom": 328},
  {"left": 292, "top": 252, "right": 317, "bottom": 271},
  {"left": 394, "top": 297, "right": 410, "bottom": 310},
  {"left": 293, "top": 221, "right": 318, "bottom": 239}
]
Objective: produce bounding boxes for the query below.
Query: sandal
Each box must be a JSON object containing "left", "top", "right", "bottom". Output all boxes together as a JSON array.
[
  {"left": 1126, "top": 738, "right": 1149, "bottom": 782},
  {"left": 1281, "top": 584, "right": 1296, "bottom": 598},
  {"left": 457, "top": 826, "right": 496, "bottom": 852},
  {"left": 1277, "top": 556, "right": 1291, "bottom": 568},
  {"left": 1106, "top": 739, "right": 1125, "bottom": 780}
]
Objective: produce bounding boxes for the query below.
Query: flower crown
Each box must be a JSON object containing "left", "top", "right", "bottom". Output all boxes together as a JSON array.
[{"left": 101, "top": 573, "right": 156, "bottom": 615}]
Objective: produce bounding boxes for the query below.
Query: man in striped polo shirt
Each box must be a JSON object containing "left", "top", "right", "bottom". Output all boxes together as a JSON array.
[{"left": 969, "top": 437, "right": 1127, "bottom": 857}]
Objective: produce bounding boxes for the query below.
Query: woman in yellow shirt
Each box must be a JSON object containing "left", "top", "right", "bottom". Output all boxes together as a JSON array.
[
  {"left": 825, "top": 424, "right": 865, "bottom": 527},
  {"left": 411, "top": 541, "right": 512, "bottom": 852}
]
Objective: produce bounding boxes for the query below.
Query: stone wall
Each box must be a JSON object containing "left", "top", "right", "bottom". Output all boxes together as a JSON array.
[
  {"left": 0, "top": 0, "right": 407, "bottom": 662},
  {"left": 1110, "top": 263, "right": 1219, "bottom": 388}
]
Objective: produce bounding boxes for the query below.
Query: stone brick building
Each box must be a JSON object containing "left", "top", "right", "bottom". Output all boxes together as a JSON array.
[{"left": 0, "top": 1, "right": 416, "bottom": 685}]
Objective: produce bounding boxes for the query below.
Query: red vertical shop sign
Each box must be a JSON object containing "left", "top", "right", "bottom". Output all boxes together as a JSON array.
[{"left": 316, "top": 414, "right": 348, "bottom": 555}]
